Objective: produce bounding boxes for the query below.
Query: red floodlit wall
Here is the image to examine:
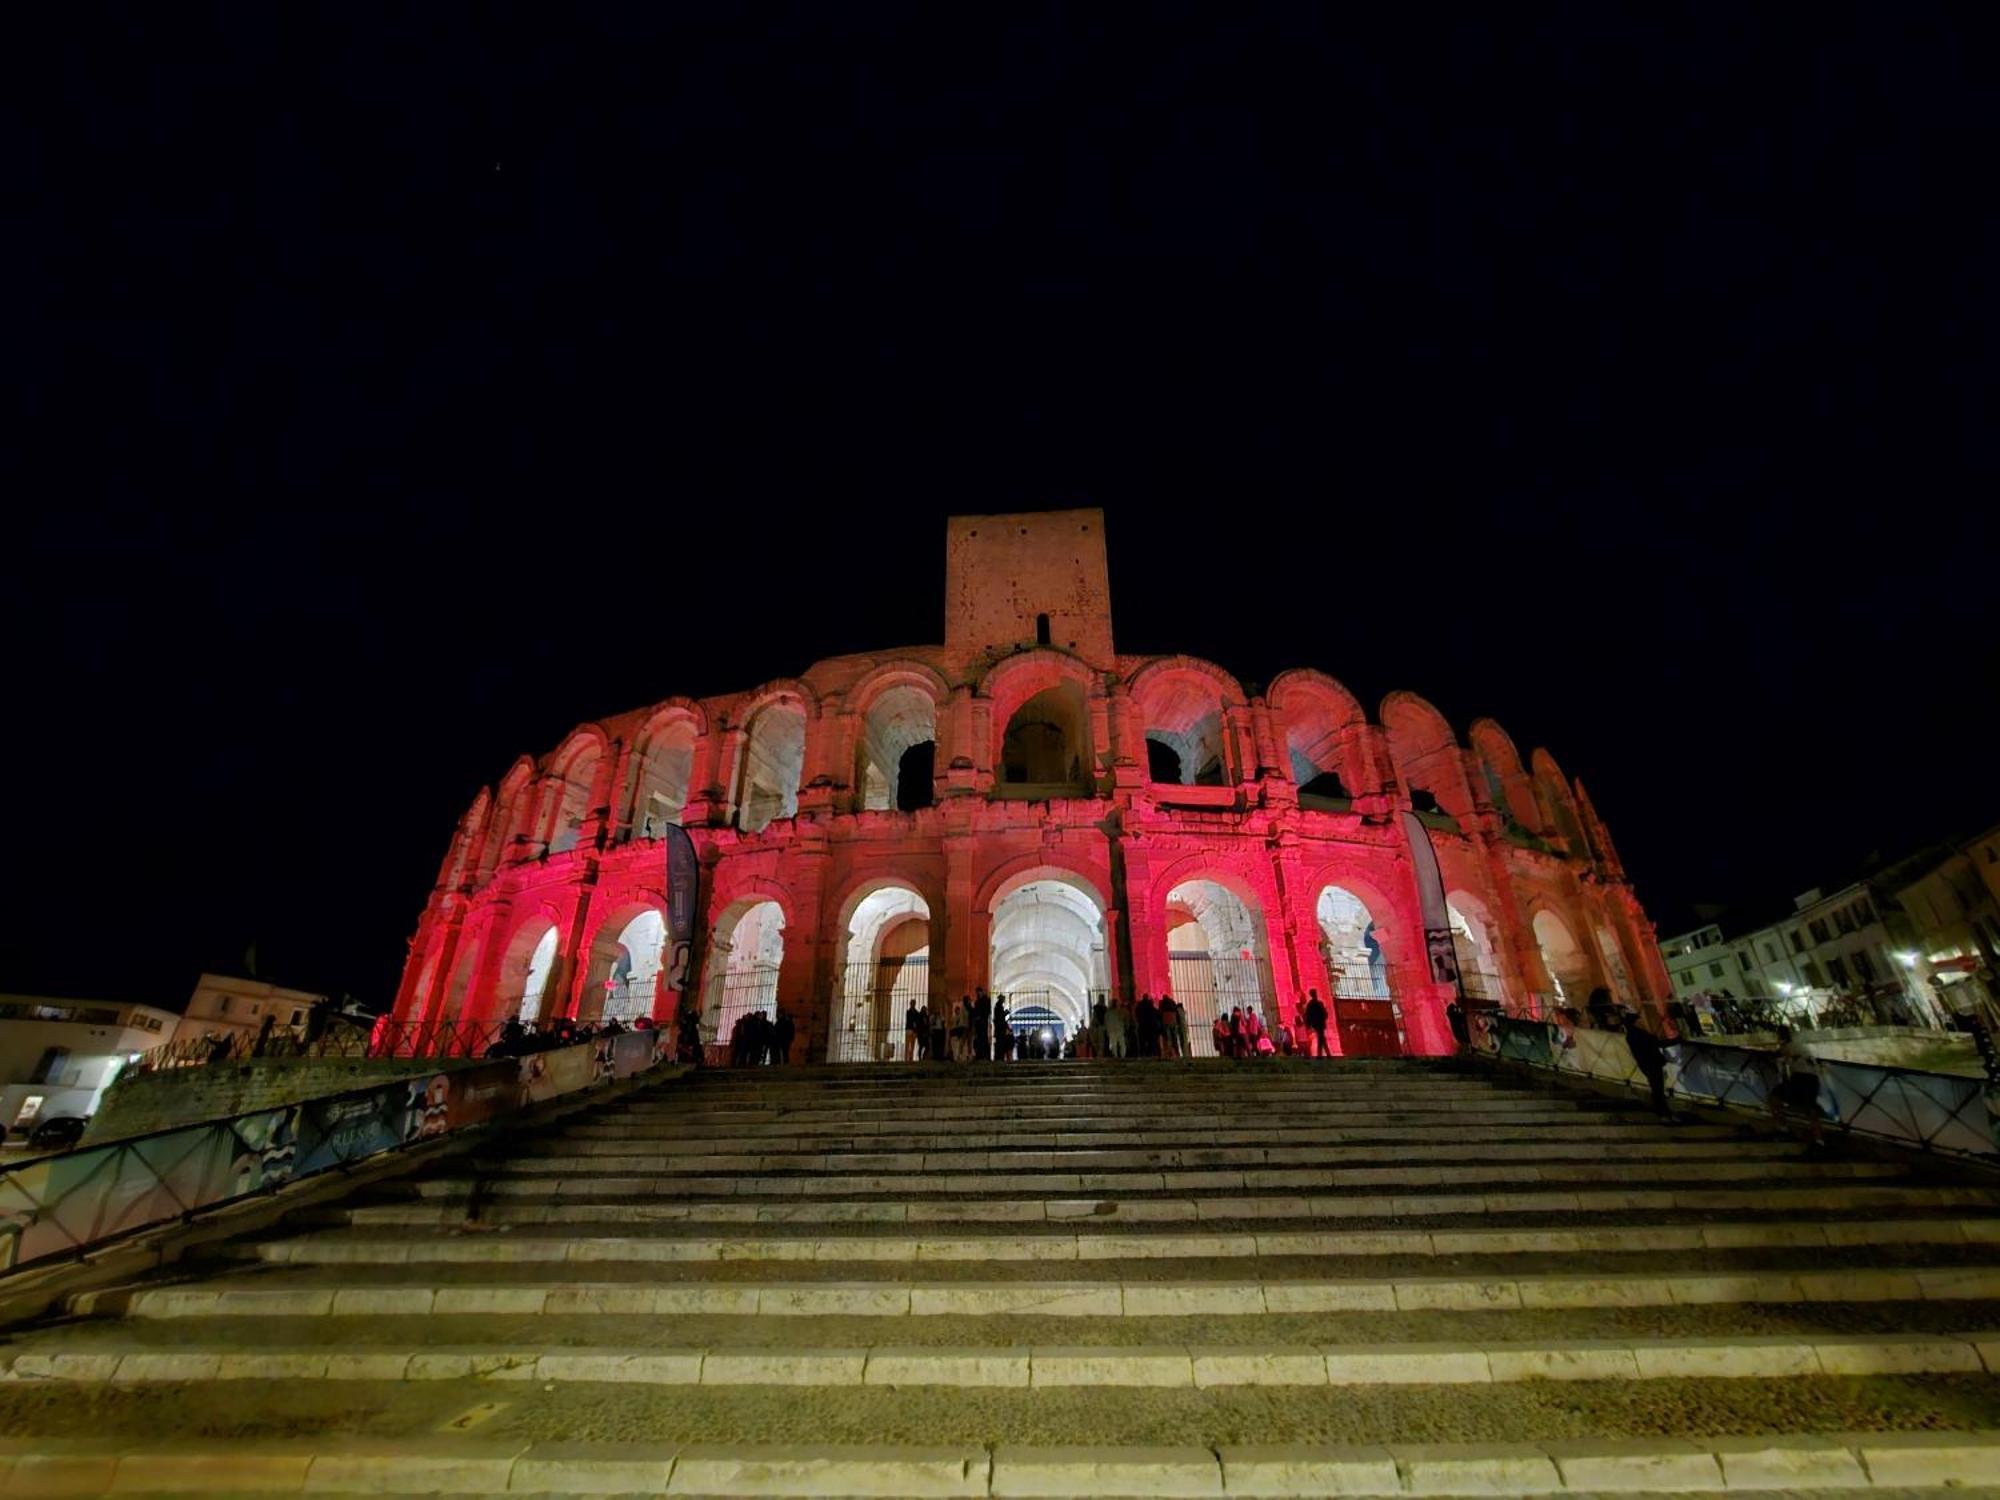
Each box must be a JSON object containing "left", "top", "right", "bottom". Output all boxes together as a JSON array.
[{"left": 391, "top": 511, "right": 1672, "bottom": 1058}]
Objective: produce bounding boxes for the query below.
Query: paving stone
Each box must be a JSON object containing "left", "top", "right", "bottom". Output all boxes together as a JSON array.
[
  {"left": 1391, "top": 1442, "right": 1563, "bottom": 1494},
  {"left": 1217, "top": 1444, "right": 1400, "bottom": 1496},
  {"left": 1190, "top": 1346, "right": 1326, "bottom": 1387},
  {"left": 1707, "top": 1434, "right": 1869, "bottom": 1488},
  {"left": 1854, "top": 1430, "right": 2000, "bottom": 1486},
  {"left": 1031, "top": 1347, "right": 1193, "bottom": 1387},
  {"left": 1544, "top": 1437, "right": 1723, "bottom": 1492},
  {"left": 666, "top": 1444, "right": 987, "bottom": 1496},
  {"left": 863, "top": 1347, "right": 1031, "bottom": 1387},
  {"left": 991, "top": 1443, "right": 1222, "bottom": 1497},
  {"left": 109, "top": 1447, "right": 315, "bottom": 1492},
  {"left": 509, "top": 1440, "right": 675, "bottom": 1493}
]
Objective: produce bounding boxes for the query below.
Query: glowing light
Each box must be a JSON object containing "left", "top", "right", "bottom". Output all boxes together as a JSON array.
[{"left": 1896, "top": 951, "right": 1919, "bottom": 968}]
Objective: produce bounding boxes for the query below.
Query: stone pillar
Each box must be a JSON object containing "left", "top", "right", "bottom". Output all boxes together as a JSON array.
[
  {"left": 779, "top": 839, "right": 832, "bottom": 1053},
  {"left": 939, "top": 826, "right": 981, "bottom": 1004},
  {"left": 1119, "top": 840, "right": 1169, "bottom": 997},
  {"left": 1107, "top": 682, "right": 1145, "bottom": 792},
  {"left": 601, "top": 739, "right": 639, "bottom": 845}
]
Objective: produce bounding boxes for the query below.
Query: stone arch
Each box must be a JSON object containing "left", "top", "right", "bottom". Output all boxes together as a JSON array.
[
  {"left": 1130, "top": 657, "right": 1243, "bottom": 787},
  {"left": 481, "top": 759, "right": 537, "bottom": 877},
  {"left": 988, "top": 866, "right": 1110, "bottom": 1036},
  {"left": 1532, "top": 905, "right": 1596, "bottom": 1006},
  {"left": 734, "top": 691, "right": 810, "bottom": 833},
  {"left": 1314, "top": 883, "right": 1391, "bottom": 997},
  {"left": 440, "top": 790, "right": 491, "bottom": 891},
  {"left": 849, "top": 667, "right": 944, "bottom": 812},
  {"left": 541, "top": 726, "right": 611, "bottom": 856},
  {"left": 829, "top": 879, "right": 934, "bottom": 1061},
  {"left": 1531, "top": 749, "right": 1590, "bottom": 858},
  {"left": 1468, "top": 718, "right": 1542, "bottom": 832},
  {"left": 980, "top": 650, "right": 1099, "bottom": 795},
  {"left": 1158, "top": 870, "right": 1276, "bottom": 1055},
  {"left": 625, "top": 702, "right": 705, "bottom": 841},
  {"left": 1445, "top": 889, "right": 1508, "bottom": 1004},
  {"left": 1380, "top": 691, "right": 1475, "bottom": 820},
  {"left": 1269, "top": 669, "right": 1371, "bottom": 802},
  {"left": 579, "top": 894, "right": 670, "bottom": 1024},
  {"left": 497, "top": 913, "right": 562, "bottom": 1024},
  {"left": 697, "top": 895, "right": 787, "bottom": 1049}
]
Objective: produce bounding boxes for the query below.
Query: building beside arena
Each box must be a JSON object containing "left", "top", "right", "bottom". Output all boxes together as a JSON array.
[{"left": 389, "top": 509, "right": 1669, "bottom": 1059}]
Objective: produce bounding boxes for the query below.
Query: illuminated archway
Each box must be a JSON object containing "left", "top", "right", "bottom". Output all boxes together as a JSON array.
[
  {"left": 998, "top": 683, "right": 1092, "bottom": 794},
  {"left": 1446, "top": 893, "right": 1507, "bottom": 1005},
  {"left": 856, "top": 684, "right": 938, "bottom": 811},
  {"left": 989, "top": 873, "right": 1107, "bottom": 1040},
  {"left": 832, "top": 885, "right": 931, "bottom": 1060},
  {"left": 583, "top": 907, "right": 667, "bottom": 1024},
  {"left": 1316, "top": 885, "right": 1387, "bottom": 997},
  {"left": 737, "top": 701, "right": 807, "bottom": 832},
  {"left": 1165, "top": 877, "right": 1273, "bottom": 1055},
  {"left": 511, "top": 925, "right": 560, "bottom": 1024},
  {"left": 628, "top": 712, "right": 698, "bottom": 839},
  {"left": 1534, "top": 908, "right": 1594, "bottom": 1006},
  {"left": 699, "top": 898, "right": 785, "bottom": 1044}
]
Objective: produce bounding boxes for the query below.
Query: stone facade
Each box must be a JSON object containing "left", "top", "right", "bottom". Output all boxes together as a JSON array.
[{"left": 389, "top": 509, "right": 1668, "bottom": 1058}]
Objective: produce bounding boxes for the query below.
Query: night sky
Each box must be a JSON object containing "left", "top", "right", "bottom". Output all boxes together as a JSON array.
[{"left": 16, "top": 6, "right": 1997, "bottom": 1010}]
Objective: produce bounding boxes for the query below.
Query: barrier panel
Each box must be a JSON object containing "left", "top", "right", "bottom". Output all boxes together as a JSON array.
[
  {"left": 0, "top": 1029, "right": 672, "bottom": 1275},
  {"left": 1479, "top": 1017, "right": 2000, "bottom": 1160}
]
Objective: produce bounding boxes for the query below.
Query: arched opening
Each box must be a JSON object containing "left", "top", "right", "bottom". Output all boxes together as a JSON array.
[
  {"left": 482, "top": 765, "right": 535, "bottom": 876},
  {"left": 833, "top": 886, "right": 931, "bottom": 1061},
  {"left": 1165, "top": 878, "right": 1274, "bottom": 1055},
  {"left": 1316, "top": 885, "right": 1398, "bottom": 1056},
  {"left": 545, "top": 741, "right": 604, "bottom": 855},
  {"left": 1446, "top": 894, "right": 1507, "bottom": 1005},
  {"left": 1381, "top": 694, "right": 1474, "bottom": 822},
  {"left": 1271, "top": 673, "right": 1369, "bottom": 807},
  {"left": 1137, "top": 673, "right": 1229, "bottom": 787},
  {"left": 1534, "top": 909, "right": 1595, "bottom": 1007},
  {"left": 737, "top": 701, "right": 807, "bottom": 832},
  {"left": 628, "top": 716, "right": 697, "bottom": 840},
  {"left": 856, "top": 684, "right": 937, "bottom": 812},
  {"left": 583, "top": 908, "right": 667, "bottom": 1025},
  {"left": 1533, "top": 752, "right": 1590, "bottom": 859},
  {"left": 1594, "top": 925, "right": 1636, "bottom": 1002},
  {"left": 1035, "top": 612, "right": 1051, "bottom": 646},
  {"left": 1469, "top": 721, "right": 1541, "bottom": 832},
  {"left": 508, "top": 924, "right": 560, "bottom": 1025},
  {"left": 999, "top": 682, "right": 1092, "bottom": 795},
  {"left": 699, "top": 898, "right": 786, "bottom": 1050},
  {"left": 989, "top": 873, "right": 1107, "bottom": 1045}
]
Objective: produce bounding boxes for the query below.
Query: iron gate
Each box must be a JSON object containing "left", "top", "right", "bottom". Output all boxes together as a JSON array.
[
  {"left": 1167, "top": 950, "right": 1274, "bottom": 1057},
  {"left": 832, "top": 957, "right": 931, "bottom": 1062}
]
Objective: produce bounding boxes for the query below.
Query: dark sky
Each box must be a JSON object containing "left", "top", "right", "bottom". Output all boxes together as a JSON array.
[{"left": 15, "top": 5, "right": 1997, "bottom": 1009}]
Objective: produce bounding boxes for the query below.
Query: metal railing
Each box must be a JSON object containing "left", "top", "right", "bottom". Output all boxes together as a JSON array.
[
  {"left": 1475, "top": 1015, "right": 2000, "bottom": 1160},
  {"left": 0, "top": 1029, "right": 676, "bottom": 1275}
]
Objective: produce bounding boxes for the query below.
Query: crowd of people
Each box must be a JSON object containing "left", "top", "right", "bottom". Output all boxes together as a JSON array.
[{"left": 483, "top": 1011, "right": 651, "bottom": 1058}]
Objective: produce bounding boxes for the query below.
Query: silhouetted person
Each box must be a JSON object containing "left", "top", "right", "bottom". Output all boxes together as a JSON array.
[
  {"left": 1445, "top": 1000, "right": 1469, "bottom": 1054},
  {"left": 993, "top": 996, "right": 1011, "bottom": 1061},
  {"left": 1303, "top": 990, "right": 1331, "bottom": 1059},
  {"left": 772, "top": 1004, "right": 795, "bottom": 1065},
  {"left": 973, "top": 989, "right": 992, "bottom": 1061},
  {"left": 1135, "top": 995, "right": 1160, "bottom": 1058},
  {"left": 1621, "top": 1010, "right": 1672, "bottom": 1120}
]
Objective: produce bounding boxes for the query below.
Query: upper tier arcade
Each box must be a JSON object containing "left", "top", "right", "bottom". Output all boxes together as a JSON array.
[{"left": 392, "top": 509, "right": 1668, "bottom": 1060}]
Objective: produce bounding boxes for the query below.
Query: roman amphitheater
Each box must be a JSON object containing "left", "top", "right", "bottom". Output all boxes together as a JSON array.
[{"left": 389, "top": 509, "right": 1667, "bottom": 1058}]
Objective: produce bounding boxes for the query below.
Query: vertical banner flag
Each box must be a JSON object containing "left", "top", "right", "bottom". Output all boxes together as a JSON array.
[
  {"left": 663, "top": 824, "right": 699, "bottom": 998},
  {"left": 1400, "top": 810, "right": 1465, "bottom": 995}
]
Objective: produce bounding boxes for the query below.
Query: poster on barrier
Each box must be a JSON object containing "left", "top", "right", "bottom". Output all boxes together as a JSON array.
[
  {"left": 1494, "top": 1016, "right": 1554, "bottom": 1066},
  {"left": 1673, "top": 1043, "right": 1775, "bottom": 1110},
  {"left": 1567, "top": 1028, "right": 1641, "bottom": 1085},
  {"left": 1820, "top": 1060, "right": 1998, "bottom": 1156},
  {"left": 519, "top": 1043, "right": 600, "bottom": 1104},
  {"left": 611, "top": 1029, "right": 669, "bottom": 1078}
]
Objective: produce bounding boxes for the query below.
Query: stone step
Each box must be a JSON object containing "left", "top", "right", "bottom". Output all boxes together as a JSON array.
[
  {"left": 549, "top": 1119, "right": 1744, "bottom": 1148},
  {"left": 5, "top": 1429, "right": 1998, "bottom": 1495},
  {"left": 82, "top": 1264, "right": 2000, "bottom": 1319},
  {"left": 432, "top": 1157, "right": 1910, "bottom": 1198},
  {"left": 259, "top": 1215, "right": 2000, "bottom": 1265},
  {"left": 377, "top": 1180, "right": 2000, "bottom": 1225},
  {"left": 10, "top": 1331, "right": 1995, "bottom": 1388},
  {"left": 612, "top": 1097, "right": 1583, "bottom": 1124},
  {"left": 493, "top": 1139, "right": 1812, "bottom": 1175}
]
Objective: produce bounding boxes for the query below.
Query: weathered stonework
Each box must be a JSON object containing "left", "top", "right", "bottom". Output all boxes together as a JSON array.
[{"left": 390, "top": 510, "right": 1668, "bottom": 1057}]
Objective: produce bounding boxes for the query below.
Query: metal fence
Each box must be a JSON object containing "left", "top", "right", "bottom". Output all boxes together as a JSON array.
[
  {"left": 1478, "top": 1015, "right": 2000, "bottom": 1160},
  {"left": 1168, "top": 951, "right": 1274, "bottom": 1058},
  {"left": 0, "top": 1029, "right": 675, "bottom": 1275},
  {"left": 831, "top": 959, "right": 932, "bottom": 1063},
  {"left": 706, "top": 965, "right": 782, "bottom": 1063}
]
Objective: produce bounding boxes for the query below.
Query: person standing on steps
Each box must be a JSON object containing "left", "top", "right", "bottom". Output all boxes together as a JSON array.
[
  {"left": 993, "top": 994, "right": 1012, "bottom": 1061},
  {"left": 1090, "top": 995, "right": 1109, "bottom": 1058},
  {"left": 928, "top": 999, "right": 947, "bottom": 1063},
  {"left": 1106, "top": 994, "right": 1130, "bottom": 1059},
  {"left": 904, "top": 1000, "right": 924, "bottom": 1061},
  {"left": 1135, "top": 994, "right": 1159, "bottom": 1058},
  {"left": 771, "top": 1003, "right": 796, "bottom": 1066},
  {"left": 1445, "top": 999, "right": 1470, "bottom": 1055},
  {"left": 1157, "top": 994, "right": 1182, "bottom": 1058},
  {"left": 973, "top": 988, "right": 992, "bottom": 1061}
]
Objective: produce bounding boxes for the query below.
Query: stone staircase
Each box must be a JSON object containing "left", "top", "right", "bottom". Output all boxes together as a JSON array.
[{"left": 4, "top": 1058, "right": 2000, "bottom": 1495}]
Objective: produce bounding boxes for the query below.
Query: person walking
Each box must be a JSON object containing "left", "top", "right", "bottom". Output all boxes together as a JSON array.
[
  {"left": 1621, "top": 1009, "right": 1674, "bottom": 1120},
  {"left": 993, "top": 995, "right": 1012, "bottom": 1061},
  {"left": 771, "top": 1004, "right": 796, "bottom": 1066},
  {"left": 1157, "top": 995, "right": 1182, "bottom": 1059},
  {"left": 973, "top": 989, "right": 993, "bottom": 1062},
  {"left": 904, "top": 1000, "right": 924, "bottom": 1061},
  {"left": 1303, "top": 989, "right": 1332, "bottom": 1058},
  {"left": 1090, "top": 996, "right": 1109, "bottom": 1058},
  {"left": 1769, "top": 1024, "right": 1827, "bottom": 1148}
]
